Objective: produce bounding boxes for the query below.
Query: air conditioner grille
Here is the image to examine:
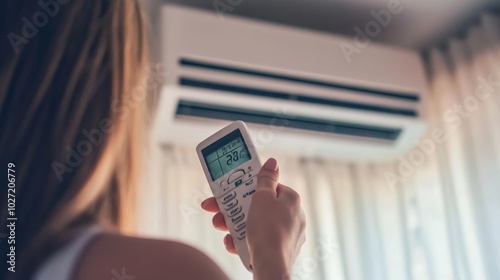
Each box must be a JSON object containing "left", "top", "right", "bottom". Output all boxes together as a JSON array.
[
  {"left": 180, "top": 58, "right": 420, "bottom": 101},
  {"left": 176, "top": 100, "right": 402, "bottom": 141},
  {"left": 180, "top": 77, "right": 418, "bottom": 117}
]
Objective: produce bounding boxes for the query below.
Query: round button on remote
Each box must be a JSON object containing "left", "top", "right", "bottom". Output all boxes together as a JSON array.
[
  {"left": 220, "top": 179, "right": 227, "bottom": 188},
  {"left": 237, "top": 230, "right": 246, "bottom": 240},
  {"left": 228, "top": 205, "right": 242, "bottom": 217},
  {"left": 221, "top": 191, "right": 236, "bottom": 204},
  {"left": 227, "top": 169, "right": 245, "bottom": 184},
  {"left": 224, "top": 199, "right": 238, "bottom": 210},
  {"left": 234, "top": 222, "right": 246, "bottom": 232}
]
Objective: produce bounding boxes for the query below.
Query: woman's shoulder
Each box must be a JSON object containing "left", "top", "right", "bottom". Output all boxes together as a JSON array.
[
  {"left": 74, "top": 231, "right": 228, "bottom": 280},
  {"left": 34, "top": 226, "right": 103, "bottom": 280}
]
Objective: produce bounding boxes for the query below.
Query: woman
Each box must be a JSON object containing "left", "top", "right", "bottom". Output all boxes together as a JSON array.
[{"left": 0, "top": 1, "right": 306, "bottom": 279}]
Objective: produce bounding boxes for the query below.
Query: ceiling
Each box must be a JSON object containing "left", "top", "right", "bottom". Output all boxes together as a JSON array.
[{"left": 158, "top": 0, "right": 500, "bottom": 50}]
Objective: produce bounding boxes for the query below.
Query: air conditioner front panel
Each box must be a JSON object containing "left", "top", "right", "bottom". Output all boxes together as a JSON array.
[{"left": 154, "top": 5, "right": 428, "bottom": 161}]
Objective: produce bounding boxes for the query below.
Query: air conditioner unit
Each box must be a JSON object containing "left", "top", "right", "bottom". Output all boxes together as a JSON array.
[{"left": 153, "top": 4, "right": 428, "bottom": 161}]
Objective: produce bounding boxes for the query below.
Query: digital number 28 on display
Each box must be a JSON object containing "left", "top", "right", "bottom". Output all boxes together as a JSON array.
[{"left": 225, "top": 148, "right": 246, "bottom": 166}]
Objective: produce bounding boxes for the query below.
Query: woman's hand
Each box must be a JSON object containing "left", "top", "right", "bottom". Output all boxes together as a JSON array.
[{"left": 201, "top": 158, "right": 306, "bottom": 279}]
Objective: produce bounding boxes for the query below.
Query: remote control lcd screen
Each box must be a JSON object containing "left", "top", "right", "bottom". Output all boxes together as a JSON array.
[{"left": 202, "top": 129, "right": 252, "bottom": 181}]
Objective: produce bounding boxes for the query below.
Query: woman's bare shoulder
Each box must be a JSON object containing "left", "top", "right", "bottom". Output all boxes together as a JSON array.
[{"left": 74, "top": 231, "right": 229, "bottom": 280}]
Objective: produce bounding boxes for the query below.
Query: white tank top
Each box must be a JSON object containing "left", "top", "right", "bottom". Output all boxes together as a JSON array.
[{"left": 33, "top": 227, "right": 102, "bottom": 280}]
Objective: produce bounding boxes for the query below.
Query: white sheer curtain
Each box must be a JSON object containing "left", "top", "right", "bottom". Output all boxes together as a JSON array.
[{"left": 137, "top": 14, "right": 500, "bottom": 280}]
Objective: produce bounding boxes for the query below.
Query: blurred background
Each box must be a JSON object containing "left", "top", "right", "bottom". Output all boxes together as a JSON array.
[{"left": 136, "top": 1, "right": 500, "bottom": 279}]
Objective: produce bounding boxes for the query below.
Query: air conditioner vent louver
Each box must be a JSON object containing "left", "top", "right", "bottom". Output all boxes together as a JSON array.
[
  {"left": 179, "top": 76, "right": 418, "bottom": 117},
  {"left": 176, "top": 100, "right": 402, "bottom": 141},
  {"left": 180, "top": 58, "right": 420, "bottom": 101}
]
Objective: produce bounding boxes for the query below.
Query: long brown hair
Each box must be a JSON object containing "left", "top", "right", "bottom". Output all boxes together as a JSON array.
[{"left": 0, "top": 1, "right": 149, "bottom": 279}]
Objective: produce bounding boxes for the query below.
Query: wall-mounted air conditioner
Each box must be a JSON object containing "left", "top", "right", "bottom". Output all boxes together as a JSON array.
[{"left": 154, "top": 4, "right": 428, "bottom": 161}]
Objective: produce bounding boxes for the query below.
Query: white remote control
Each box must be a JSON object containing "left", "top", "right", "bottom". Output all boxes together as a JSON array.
[{"left": 196, "top": 121, "right": 262, "bottom": 271}]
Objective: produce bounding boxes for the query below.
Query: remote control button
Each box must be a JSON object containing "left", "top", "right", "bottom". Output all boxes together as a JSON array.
[
  {"left": 237, "top": 230, "right": 246, "bottom": 240},
  {"left": 221, "top": 192, "right": 236, "bottom": 204},
  {"left": 220, "top": 179, "right": 227, "bottom": 188},
  {"left": 231, "top": 213, "right": 244, "bottom": 224},
  {"left": 224, "top": 199, "right": 238, "bottom": 211},
  {"left": 227, "top": 169, "right": 245, "bottom": 184},
  {"left": 234, "top": 222, "right": 246, "bottom": 232},
  {"left": 228, "top": 205, "right": 242, "bottom": 217},
  {"left": 235, "top": 178, "right": 243, "bottom": 187}
]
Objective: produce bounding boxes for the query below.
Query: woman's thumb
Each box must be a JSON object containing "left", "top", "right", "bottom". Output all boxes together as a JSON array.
[{"left": 257, "top": 158, "right": 280, "bottom": 194}]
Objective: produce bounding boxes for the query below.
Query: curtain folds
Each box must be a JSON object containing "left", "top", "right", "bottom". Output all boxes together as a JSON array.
[{"left": 137, "top": 14, "right": 500, "bottom": 280}]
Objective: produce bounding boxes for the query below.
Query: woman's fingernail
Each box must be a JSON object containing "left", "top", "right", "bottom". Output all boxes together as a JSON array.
[
  {"left": 201, "top": 200, "right": 208, "bottom": 208},
  {"left": 263, "top": 158, "right": 278, "bottom": 171}
]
